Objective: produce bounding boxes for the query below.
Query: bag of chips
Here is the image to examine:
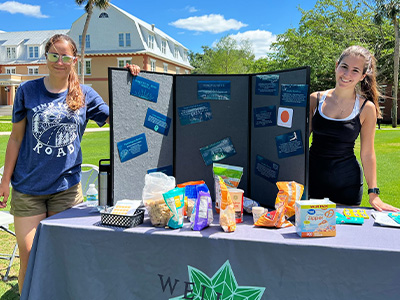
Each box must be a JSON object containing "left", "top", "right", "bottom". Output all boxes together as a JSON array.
[
  {"left": 275, "top": 181, "right": 304, "bottom": 218},
  {"left": 190, "top": 190, "right": 213, "bottom": 231},
  {"left": 177, "top": 180, "right": 206, "bottom": 218},
  {"left": 218, "top": 176, "right": 236, "bottom": 232},
  {"left": 163, "top": 187, "right": 185, "bottom": 229}
]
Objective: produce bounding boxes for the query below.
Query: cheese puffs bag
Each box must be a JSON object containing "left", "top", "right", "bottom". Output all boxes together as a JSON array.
[{"left": 218, "top": 176, "right": 236, "bottom": 232}]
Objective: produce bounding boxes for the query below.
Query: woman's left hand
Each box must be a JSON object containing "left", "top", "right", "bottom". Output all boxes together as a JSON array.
[
  {"left": 126, "top": 63, "right": 140, "bottom": 76},
  {"left": 369, "top": 194, "right": 400, "bottom": 212}
]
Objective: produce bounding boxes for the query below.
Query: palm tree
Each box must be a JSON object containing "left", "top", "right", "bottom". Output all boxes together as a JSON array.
[
  {"left": 75, "top": 0, "right": 110, "bottom": 84},
  {"left": 374, "top": 0, "right": 400, "bottom": 127}
]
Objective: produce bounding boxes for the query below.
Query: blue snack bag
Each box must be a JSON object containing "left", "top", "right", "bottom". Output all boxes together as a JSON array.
[
  {"left": 163, "top": 187, "right": 185, "bottom": 229},
  {"left": 191, "top": 189, "right": 213, "bottom": 231}
]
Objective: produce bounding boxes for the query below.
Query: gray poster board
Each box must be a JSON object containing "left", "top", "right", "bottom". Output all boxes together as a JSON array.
[{"left": 109, "top": 67, "right": 309, "bottom": 207}]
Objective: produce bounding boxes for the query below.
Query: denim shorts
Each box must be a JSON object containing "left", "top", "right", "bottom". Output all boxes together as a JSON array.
[{"left": 10, "top": 182, "right": 83, "bottom": 217}]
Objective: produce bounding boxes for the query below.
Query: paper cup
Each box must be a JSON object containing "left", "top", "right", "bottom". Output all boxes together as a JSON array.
[{"left": 252, "top": 206, "right": 267, "bottom": 224}]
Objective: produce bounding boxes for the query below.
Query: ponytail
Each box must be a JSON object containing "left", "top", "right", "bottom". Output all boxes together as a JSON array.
[
  {"left": 45, "top": 34, "right": 85, "bottom": 111},
  {"left": 66, "top": 65, "right": 84, "bottom": 110}
]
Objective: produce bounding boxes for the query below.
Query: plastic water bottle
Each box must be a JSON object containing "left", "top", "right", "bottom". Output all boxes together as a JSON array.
[{"left": 86, "top": 184, "right": 98, "bottom": 207}]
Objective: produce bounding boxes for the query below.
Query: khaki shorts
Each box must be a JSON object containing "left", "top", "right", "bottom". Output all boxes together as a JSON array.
[{"left": 10, "top": 183, "right": 83, "bottom": 217}]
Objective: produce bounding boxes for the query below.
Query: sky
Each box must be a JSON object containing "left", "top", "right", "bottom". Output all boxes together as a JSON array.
[{"left": 0, "top": 0, "right": 319, "bottom": 59}]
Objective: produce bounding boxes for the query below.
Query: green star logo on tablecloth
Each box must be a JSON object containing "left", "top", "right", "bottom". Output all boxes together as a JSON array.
[{"left": 170, "top": 260, "right": 265, "bottom": 300}]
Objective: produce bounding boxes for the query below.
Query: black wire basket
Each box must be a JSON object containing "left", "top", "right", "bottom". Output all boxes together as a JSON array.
[{"left": 100, "top": 207, "right": 145, "bottom": 228}]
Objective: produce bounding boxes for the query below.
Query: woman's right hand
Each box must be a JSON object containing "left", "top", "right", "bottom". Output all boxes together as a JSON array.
[{"left": 0, "top": 181, "right": 10, "bottom": 208}]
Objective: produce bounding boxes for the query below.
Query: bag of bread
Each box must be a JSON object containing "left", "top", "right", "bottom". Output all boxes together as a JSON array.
[
  {"left": 254, "top": 200, "right": 291, "bottom": 228},
  {"left": 218, "top": 176, "right": 236, "bottom": 232},
  {"left": 275, "top": 181, "right": 304, "bottom": 218},
  {"left": 142, "top": 172, "right": 176, "bottom": 227}
]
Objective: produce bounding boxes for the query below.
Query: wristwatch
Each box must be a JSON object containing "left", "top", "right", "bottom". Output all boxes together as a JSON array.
[{"left": 368, "top": 188, "right": 380, "bottom": 195}]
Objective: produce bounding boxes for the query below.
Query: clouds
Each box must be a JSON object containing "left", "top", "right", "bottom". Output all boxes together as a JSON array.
[
  {"left": 0, "top": 1, "right": 48, "bottom": 18},
  {"left": 170, "top": 14, "right": 247, "bottom": 34},
  {"left": 229, "top": 30, "right": 277, "bottom": 59}
]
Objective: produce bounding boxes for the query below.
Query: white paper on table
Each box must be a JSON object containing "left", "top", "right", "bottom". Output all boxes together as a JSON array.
[{"left": 371, "top": 212, "right": 400, "bottom": 228}]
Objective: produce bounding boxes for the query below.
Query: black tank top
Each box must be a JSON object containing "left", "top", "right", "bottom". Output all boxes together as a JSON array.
[{"left": 310, "top": 95, "right": 367, "bottom": 159}]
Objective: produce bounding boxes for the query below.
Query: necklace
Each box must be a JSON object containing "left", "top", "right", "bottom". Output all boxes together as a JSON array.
[{"left": 332, "top": 91, "right": 356, "bottom": 116}]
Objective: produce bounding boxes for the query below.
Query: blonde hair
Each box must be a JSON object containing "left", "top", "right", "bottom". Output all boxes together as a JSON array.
[
  {"left": 45, "top": 34, "right": 84, "bottom": 111},
  {"left": 337, "top": 45, "right": 381, "bottom": 117}
]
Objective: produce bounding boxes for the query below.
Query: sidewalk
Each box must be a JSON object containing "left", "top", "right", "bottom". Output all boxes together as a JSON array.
[{"left": 0, "top": 105, "right": 12, "bottom": 116}]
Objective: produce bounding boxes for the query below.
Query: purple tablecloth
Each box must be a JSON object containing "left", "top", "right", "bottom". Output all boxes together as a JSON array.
[{"left": 21, "top": 204, "right": 400, "bottom": 300}]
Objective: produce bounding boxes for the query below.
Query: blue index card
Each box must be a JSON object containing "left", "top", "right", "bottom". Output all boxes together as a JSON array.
[
  {"left": 254, "top": 155, "right": 280, "bottom": 183},
  {"left": 147, "top": 165, "right": 173, "bottom": 176},
  {"left": 178, "top": 103, "right": 213, "bottom": 126},
  {"left": 255, "top": 74, "right": 280, "bottom": 96},
  {"left": 199, "top": 137, "right": 236, "bottom": 166},
  {"left": 130, "top": 76, "right": 160, "bottom": 103},
  {"left": 280, "top": 84, "right": 308, "bottom": 107},
  {"left": 144, "top": 108, "right": 171, "bottom": 136},
  {"left": 275, "top": 130, "right": 304, "bottom": 159},
  {"left": 117, "top": 133, "right": 148, "bottom": 163},
  {"left": 197, "top": 81, "right": 231, "bottom": 100},
  {"left": 254, "top": 105, "right": 277, "bottom": 127}
]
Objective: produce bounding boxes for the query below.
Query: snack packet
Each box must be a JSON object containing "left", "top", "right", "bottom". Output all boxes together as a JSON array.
[
  {"left": 275, "top": 181, "right": 304, "bottom": 218},
  {"left": 163, "top": 187, "right": 185, "bottom": 229},
  {"left": 218, "top": 176, "right": 236, "bottom": 232},
  {"left": 177, "top": 180, "right": 206, "bottom": 218},
  {"left": 213, "top": 163, "right": 243, "bottom": 214},
  {"left": 254, "top": 200, "right": 291, "bottom": 228},
  {"left": 191, "top": 190, "right": 213, "bottom": 231}
]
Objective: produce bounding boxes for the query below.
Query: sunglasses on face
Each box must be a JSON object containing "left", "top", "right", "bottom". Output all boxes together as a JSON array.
[{"left": 46, "top": 52, "right": 75, "bottom": 64}]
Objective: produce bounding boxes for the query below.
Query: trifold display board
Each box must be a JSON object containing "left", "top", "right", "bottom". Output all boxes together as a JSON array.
[{"left": 109, "top": 67, "right": 310, "bottom": 208}]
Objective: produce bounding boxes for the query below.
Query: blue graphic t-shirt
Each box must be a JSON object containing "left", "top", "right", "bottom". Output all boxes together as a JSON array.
[{"left": 11, "top": 77, "right": 109, "bottom": 195}]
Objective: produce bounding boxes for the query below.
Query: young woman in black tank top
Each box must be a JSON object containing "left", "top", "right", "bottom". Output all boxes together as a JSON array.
[{"left": 308, "top": 45, "right": 399, "bottom": 212}]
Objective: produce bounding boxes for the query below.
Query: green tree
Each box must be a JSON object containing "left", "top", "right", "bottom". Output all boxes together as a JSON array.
[
  {"left": 253, "top": 0, "right": 391, "bottom": 93},
  {"left": 373, "top": 0, "right": 400, "bottom": 127},
  {"left": 189, "top": 36, "right": 255, "bottom": 74},
  {"left": 75, "top": 0, "right": 110, "bottom": 84}
]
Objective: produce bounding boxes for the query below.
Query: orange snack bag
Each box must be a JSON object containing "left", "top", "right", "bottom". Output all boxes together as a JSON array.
[
  {"left": 275, "top": 181, "right": 304, "bottom": 218},
  {"left": 254, "top": 200, "right": 292, "bottom": 228},
  {"left": 218, "top": 176, "right": 236, "bottom": 232}
]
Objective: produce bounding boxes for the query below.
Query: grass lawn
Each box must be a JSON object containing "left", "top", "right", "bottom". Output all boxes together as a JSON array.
[{"left": 0, "top": 123, "right": 399, "bottom": 299}]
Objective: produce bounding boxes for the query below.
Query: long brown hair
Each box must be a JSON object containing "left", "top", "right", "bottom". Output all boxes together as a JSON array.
[
  {"left": 45, "top": 34, "right": 84, "bottom": 111},
  {"left": 337, "top": 45, "right": 381, "bottom": 117}
]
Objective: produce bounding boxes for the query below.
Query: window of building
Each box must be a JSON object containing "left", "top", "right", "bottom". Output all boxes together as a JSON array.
[
  {"left": 28, "top": 46, "right": 39, "bottom": 58},
  {"left": 118, "top": 58, "right": 132, "bottom": 68},
  {"left": 163, "top": 63, "right": 168, "bottom": 73},
  {"left": 185, "top": 70, "right": 189, "bottom": 74},
  {"left": 174, "top": 46, "right": 179, "bottom": 59},
  {"left": 125, "top": 33, "right": 131, "bottom": 47},
  {"left": 99, "top": 12, "right": 109, "bottom": 18},
  {"left": 119, "top": 33, "right": 131, "bottom": 47},
  {"left": 150, "top": 59, "right": 156, "bottom": 72},
  {"left": 161, "top": 40, "right": 167, "bottom": 54},
  {"left": 28, "top": 66, "right": 39, "bottom": 75},
  {"left": 6, "top": 47, "right": 16, "bottom": 59},
  {"left": 78, "top": 59, "right": 92, "bottom": 75},
  {"left": 79, "top": 35, "right": 91, "bottom": 49},
  {"left": 148, "top": 34, "right": 155, "bottom": 49},
  {"left": 5, "top": 67, "right": 16, "bottom": 74},
  {"left": 176, "top": 67, "right": 180, "bottom": 74},
  {"left": 183, "top": 51, "right": 188, "bottom": 61}
]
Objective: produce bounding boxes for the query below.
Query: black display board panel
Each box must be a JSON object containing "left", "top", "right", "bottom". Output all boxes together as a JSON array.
[
  {"left": 250, "top": 68, "right": 310, "bottom": 208},
  {"left": 109, "top": 67, "right": 310, "bottom": 207},
  {"left": 174, "top": 75, "right": 250, "bottom": 199}
]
